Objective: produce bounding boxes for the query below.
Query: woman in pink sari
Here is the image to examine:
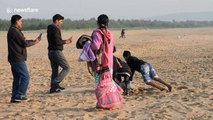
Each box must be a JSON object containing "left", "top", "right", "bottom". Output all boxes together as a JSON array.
[{"left": 90, "top": 14, "right": 124, "bottom": 109}]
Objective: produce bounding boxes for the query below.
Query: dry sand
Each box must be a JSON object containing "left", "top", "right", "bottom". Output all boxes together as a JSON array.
[{"left": 0, "top": 27, "right": 212, "bottom": 120}]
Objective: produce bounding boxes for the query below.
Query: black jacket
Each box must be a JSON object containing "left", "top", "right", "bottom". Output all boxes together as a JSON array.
[
  {"left": 126, "top": 56, "right": 146, "bottom": 80},
  {"left": 113, "top": 56, "right": 132, "bottom": 77},
  {"left": 7, "top": 26, "right": 35, "bottom": 63},
  {"left": 47, "top": 24, "right": 65, "bottom": 51}
]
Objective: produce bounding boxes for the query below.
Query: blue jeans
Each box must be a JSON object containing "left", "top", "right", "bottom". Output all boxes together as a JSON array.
[
  {"left": 48, "top": 50, "right": 70, "bottom": 88},
  {"left": 10, "top": 61, "right": 30, "bottom": 99}
]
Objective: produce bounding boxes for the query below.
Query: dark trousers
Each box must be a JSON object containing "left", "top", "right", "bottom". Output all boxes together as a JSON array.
[
  {"left": 115, "top": 74, "right": 130, "bottom": 95},
  {"left": 10, "top": 61, "right": 30, "bottom": 99},
  {"left": 48, "top": 50, "right": 70, "bottom": 88}
]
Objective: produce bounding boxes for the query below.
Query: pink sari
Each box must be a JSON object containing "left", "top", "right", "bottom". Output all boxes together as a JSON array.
[
  {"left": 91, "top": 29, "right": 124, "bottom": 109},
  {"left": 94, "top": 70, "right": 124, "bottom": 109}
]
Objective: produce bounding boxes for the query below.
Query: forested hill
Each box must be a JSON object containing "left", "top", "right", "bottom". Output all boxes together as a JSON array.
[{"left": 1, "top": 18, "right": 213, "bottom": 30}]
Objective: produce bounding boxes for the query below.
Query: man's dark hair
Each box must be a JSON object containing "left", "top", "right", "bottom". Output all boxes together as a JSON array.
[
  {"left": 97, "top": 14, "right": 109, "bottom": 28},
  {"left": 123, "top": 50, "right": 131, "bottom": 58},
  {"left": 11, "top": 15, "right": 22, "bottom": 25},
  {"left": 53, "top": 14, "right": 64, "bottom": 22}
]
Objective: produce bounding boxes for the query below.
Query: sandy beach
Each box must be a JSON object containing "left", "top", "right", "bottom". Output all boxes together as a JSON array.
[{"left": 0, "top": 27, "right": 212, "bottom": 120}]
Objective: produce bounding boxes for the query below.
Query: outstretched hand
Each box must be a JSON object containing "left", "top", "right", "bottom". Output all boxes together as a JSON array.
[
  {"left": 34, "top": 37, "right": 41, "bottom": 44},
  {"left": 34, "top": 33, "right": 42, "bottom": 44},
  {"left": 66, "top": 36, "right": 73, "bottom": 44}
]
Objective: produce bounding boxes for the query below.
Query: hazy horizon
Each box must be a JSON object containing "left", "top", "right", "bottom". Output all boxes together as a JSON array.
[{"left": 0, "top": 0, "right": 213, "bottom": 20}]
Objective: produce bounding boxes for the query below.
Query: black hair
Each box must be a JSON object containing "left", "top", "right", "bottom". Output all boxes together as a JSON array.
[
  {"left": 53, "top": 14, "right": 64, "bottom": 22},
  {"left": 97, "top": 14, "right": 109, "bottom": 28},
  {"left": 123, "top": 50, "right": 131, "bottom": 58},
  {"left": 11, "top": 15, "right": 22, "bottom": 25}
]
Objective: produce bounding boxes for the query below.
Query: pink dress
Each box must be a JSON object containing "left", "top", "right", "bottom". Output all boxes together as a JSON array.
[{"left": 91, "top": 28, "right": 124, "bottom": 109}]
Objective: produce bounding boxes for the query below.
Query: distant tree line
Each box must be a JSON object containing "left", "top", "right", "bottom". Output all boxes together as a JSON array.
[{"left": 1, "top": 18, "right": 213, "bottom": 30}]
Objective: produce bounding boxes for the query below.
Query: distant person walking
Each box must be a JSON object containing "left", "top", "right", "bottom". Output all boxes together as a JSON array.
[
  {"left": 7, "top": 15, "right": 41, "bottom": 103},
  {"left": 119, "top": 29, "right": 126, "bottom": 39},
  {"left": 47, "top": 14, "right": 72, "bottom": 93}
]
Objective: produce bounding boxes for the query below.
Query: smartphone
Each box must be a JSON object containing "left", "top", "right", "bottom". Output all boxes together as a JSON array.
[{"left": 38, "top": 33, "right": 42, "bottom": 40}]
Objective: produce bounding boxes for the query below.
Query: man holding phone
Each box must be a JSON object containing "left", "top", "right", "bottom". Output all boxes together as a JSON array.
[
  {"left": 7, "top": 15, "right": 41, "bottom": 103},
  {"left": 47, "top": 14, "right": 72, "bottom": 93},
  {"left": 38, "top": 33, "right": 42, "bottom": 40}
]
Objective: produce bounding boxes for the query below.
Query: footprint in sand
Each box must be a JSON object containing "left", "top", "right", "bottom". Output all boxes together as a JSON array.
[
  {"left": 171, "top": 93, "right": 180, "bottom": 100},
  {"left": 181, "top": 97, "right": 190, "bottom": 102},
  {"left": 84, "top": 107, "right": 96, "bottom": 112},
  {"left": 187, "top": 89, "right": 196, "bottom": 93},
  {"left": 177, "top": 86, "right": 188, "bottom": 90},
  {"left": 82, "top": 113, "right": 94, "bottom": 119},
  {"left": 109, "top": 112, "right": 119, "bottom": 118},
  {"left": 208, "top": 108, "right": 213, "bottom": 112},
  {"left": 200, "top": 93, "right": 210, "bottom": 98}
]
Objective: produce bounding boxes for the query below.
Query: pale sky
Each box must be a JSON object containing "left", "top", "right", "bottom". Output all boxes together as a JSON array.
[{"left": 0, "top": 0, "right": 213, "bottom": 20}]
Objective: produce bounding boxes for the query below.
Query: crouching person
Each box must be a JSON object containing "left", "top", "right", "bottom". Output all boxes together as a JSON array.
[
  {"left": 113, "top": 56, "right": 132, "bottom": 95},
  {"left": 123, "top": 50, "right": 172, "bottom": 92}
]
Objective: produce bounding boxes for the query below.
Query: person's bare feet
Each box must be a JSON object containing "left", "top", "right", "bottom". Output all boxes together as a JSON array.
[
  {"left": 160, "top": 88, "right": 166, "bottom": 91},
  {"left": 168, "top": 85, "right": 172, "bottom": 92}
]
